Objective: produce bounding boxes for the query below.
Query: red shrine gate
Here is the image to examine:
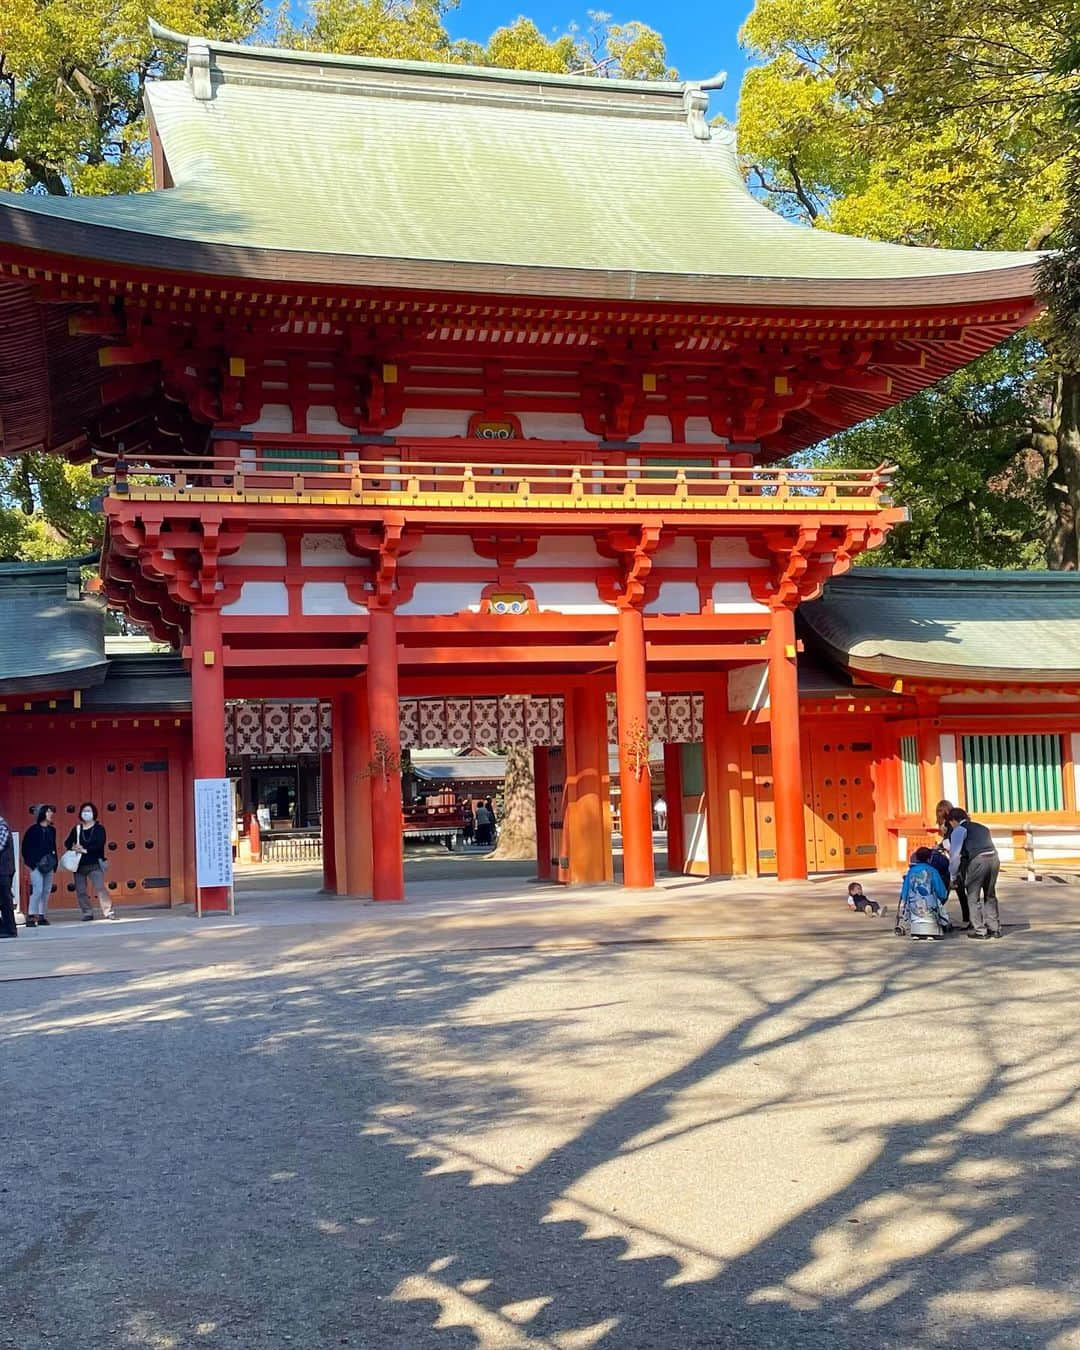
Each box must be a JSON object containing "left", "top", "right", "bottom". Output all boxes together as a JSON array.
[{"left": 0, "top": 31, "right": 1040, "bottom": 907}]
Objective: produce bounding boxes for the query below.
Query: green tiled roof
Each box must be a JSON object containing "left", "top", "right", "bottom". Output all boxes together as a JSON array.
[
  {"left": 0, "top": 25, "right": 1038, "bottom": 305},
  {"left": 0, "top": 559, "right": 107, "bottom": 695},
  {"left": 801, "top": 569, "right": 1080, "bottom": 683}
]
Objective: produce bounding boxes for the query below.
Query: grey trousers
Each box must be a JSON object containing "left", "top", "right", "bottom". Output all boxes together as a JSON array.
[
  {"left": 74, "top": 867, "right": 112, "bottom": 917},
  {"left": 29, "top": 868, "right": 54, "bottom": 916},
  {"left": 965, "top": 851, "right": 1000, "bottom": 934}
]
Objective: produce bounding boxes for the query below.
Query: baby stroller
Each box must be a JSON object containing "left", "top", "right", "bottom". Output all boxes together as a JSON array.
[{"left": 895, "top": 854, "right": 950, "bottom": 940}]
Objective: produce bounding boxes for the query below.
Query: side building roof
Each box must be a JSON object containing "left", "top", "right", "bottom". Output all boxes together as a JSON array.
[
  {"left": 0, "top": 24, "right": 1037, "bottom": 308},
  {"left": 800, "top": 568, "right": 1080, "bottom": 685},
  {"left": 0, "top": 558, "right": 108, "bottom": 696}
]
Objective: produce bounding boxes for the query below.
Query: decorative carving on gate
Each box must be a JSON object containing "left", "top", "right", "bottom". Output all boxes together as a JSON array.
[{"left": 226, "top": 701, "right": 332, "bottom": 756}]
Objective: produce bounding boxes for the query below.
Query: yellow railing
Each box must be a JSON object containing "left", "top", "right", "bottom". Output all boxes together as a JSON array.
[{"left": 96, "top": 449, "right": 895, "bottom": 512}]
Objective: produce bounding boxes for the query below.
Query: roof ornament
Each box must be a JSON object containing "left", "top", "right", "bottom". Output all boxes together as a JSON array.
[
  {"left": 187, "top": 37, "right": 213, "bottom": 100},
  {"left": 683, "top": 71, "right": 725, "bottom": 141},
  {"left": 147, "top": 19, "right": 213, "bottom": 99}
]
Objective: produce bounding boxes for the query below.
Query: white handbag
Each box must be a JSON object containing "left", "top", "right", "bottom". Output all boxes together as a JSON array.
[{"left": 60, "top": 849, "right": 83, "bottom": 873}]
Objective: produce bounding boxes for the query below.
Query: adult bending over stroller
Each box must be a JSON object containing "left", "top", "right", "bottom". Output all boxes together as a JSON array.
[{"left": 895, "top": 847, "right": 950, "bottom": 940}]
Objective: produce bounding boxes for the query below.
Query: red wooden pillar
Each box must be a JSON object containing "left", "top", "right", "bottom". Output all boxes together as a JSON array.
[
  {"left": 565, "top": 684, "right": 613, "bottom": 885},
  {"left": 321, "top": 746, "right": 337, "bottom": 893},
  {"left": 190, "top": 605, "right": 229, "bottom": 912},
  {"left": 615, "top": 605, "right": 655, "bottom": 889},
  {"left": 701, "top": 676, "right": 730, "bottom": 876},
  {"left": 768, "top": 604, "right": 807, "bottom": 881},
  {"left": 533, "top": 745, "right": 552, "bottom": 882},
  {"left": 662, "top": 742, "right": 685, "bottom": 874},
  {"left": 341, "top": 685, "right": 372, "bottom": 897},
  {"left": 367, "top": 609, "right": 404, "bottom": 902}
]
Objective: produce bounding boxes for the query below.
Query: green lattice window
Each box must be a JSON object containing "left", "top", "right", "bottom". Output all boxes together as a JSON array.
[
  {"left": 899, "top": 735, "right": 922, "bottom": 815},
  {"left": 961, "top": 734, "right": 1064, "bottom": 814}
]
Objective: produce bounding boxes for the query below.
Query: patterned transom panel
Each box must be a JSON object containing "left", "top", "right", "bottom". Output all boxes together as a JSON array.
[
  {"left": 398, "top": 697, "right": 566, "bottom": 750},
  {"left": 226, "top": 702, "right": 332, "bottom": 756},
  {"left": 605, "top": 693, "right": 705, "bottom": 745}
]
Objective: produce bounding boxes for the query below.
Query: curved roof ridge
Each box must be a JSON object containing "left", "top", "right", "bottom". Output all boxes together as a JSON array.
[{"left": 147, "top": 17, "right": 695, "bottom": 102}]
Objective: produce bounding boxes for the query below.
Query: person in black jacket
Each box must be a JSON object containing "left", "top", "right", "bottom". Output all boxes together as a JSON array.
[
  {"left": 0, "top": 810, "right": 17, "bottom": 939},
  {"left": 22, "top": 803, "right": 58, "bottom": 928},
  {"left": 946, "top": 807, "right": 1001, "bottom": 939},
  {"left": 65, "top": 801, "right": 114, "bottom": 921}
]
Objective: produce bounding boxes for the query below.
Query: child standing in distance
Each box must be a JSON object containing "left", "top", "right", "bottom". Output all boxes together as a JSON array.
[{"left": 847, "top": 880, "right": 883, "bottom": 916}]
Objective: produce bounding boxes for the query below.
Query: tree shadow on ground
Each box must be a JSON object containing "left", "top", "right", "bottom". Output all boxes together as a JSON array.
[{"left": 1, "top": 931, "right": 1078, "bottom": 1349}]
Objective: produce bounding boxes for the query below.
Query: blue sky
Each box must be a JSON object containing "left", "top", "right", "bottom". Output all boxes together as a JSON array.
[{"left": 444, "top": 1, "right": 757, "bottom": 118}]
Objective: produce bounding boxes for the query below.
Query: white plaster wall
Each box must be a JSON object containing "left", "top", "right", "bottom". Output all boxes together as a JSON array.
[
  {"left": 644, "top": 582, "right": 701, "bottom": 615},
  {"left": 728, "top": 662, "right": 770, "bottom": 712},
  {"left": 684, "top": 417, "right": 727, "bottom": 444},
  {"left": 388, "top": 410, "right": 470, "bottom": 437},
  {"left": 301, "top": 581, "right": 367, "bottom": 615},
  {"left": 529, "top": 537, "right": 606, "bottom": 568},
  {"left": 221, "top": 581, "right": 289, "bottom": 616},
  {"left": 301, "top": 533, "right": 367, "bottom": 567},
  {"left": 405, "top": 536, "right": 487, "bottom": 567},
  {"left": 518, "top": 412, "right": 593, "bottom": 441},
  {"left": 640, "top": 415, "right": 671, "bottom": 442},
  {"left": 685, "top": 808, "right": 710, "bottom": 871},
  {"left": 306, "top": 405, "right": 353, "bottom": 434},
  {"left": 654, "top": 536, "right": 698, "bottom": 567},
  {"left": 712, "top": 581, "right": 769, "bottom": 613},
  {"left": 397, "top": 582, "right": 481, "bottom": 615},
  {"left": 532, "top": 581, "right": 617, "bottom": 615},
  {"left": 711, "top": 538, "right": 769, "bottom": 568},
  {"left": 940, "top": 734, "right": 960, "bottom": 803},
  {"left": 250, "top": 404, "right": 293, "bottom": 433},
  {"left": 228, "top": 533, "right": 287, "bottom": 567}
]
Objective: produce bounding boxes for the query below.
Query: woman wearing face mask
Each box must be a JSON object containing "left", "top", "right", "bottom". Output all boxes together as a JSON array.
[
  {"left": 65, "top": 802, "right": 113, "bottom": 921},
  {"left": 22, "top": 803, "right": 58, "bottom": 927}
]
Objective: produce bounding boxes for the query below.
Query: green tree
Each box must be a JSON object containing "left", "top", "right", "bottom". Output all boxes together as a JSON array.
[
  {"left": 277, "top": 1, "right": 673, "bottom": 79},
  {"left": 0, "top": 454, "right": 102, "bottom": 561},
  {"left": 805, "top": 339, "right": 1049, "bottom": 569},
  {"left": 739, "top": 0, "right": 1080, "bottom": 567}
]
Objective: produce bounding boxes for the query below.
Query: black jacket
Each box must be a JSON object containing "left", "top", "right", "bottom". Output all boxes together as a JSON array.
[
  {"left": 65, "top": 822, "right": 107, "bottom": 872},
  {"left": 960, "top": 818, "right": 997, "bottom": 864},
  {"left": 22, "top": 822, "right": 57, "bottom": 871},
  {"left": 0, "top": 818, "right": 13, "bottom": 881}
]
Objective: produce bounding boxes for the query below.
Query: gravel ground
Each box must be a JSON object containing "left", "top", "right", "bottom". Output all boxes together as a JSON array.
[{"left": 2, "top": 926, "right": 1079, "bottom": 1349}]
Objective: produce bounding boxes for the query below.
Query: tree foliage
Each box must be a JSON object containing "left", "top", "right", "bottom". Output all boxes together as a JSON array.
[
  {"left": 740, "top": 0, "right": 1080, "bottom": 568},
  {"left": 276, "top": 2, "right": 673, "bottom": 79},
  {"left": 802, "top": 339, "right": 1049, "bottom": 569}
]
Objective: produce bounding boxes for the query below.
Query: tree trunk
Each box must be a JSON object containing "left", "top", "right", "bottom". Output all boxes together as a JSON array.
[
  {"left": 1044, "top": 370, "right": 1080, "bottom": 570},
  {"left": 489, "top": 745, "right": 536, "bottom": 861}
]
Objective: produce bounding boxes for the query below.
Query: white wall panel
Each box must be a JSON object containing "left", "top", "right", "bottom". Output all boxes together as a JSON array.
[
  {"left": 301, "top": 582, "right": 367, "bottom": 615},
  {"left": 644, "top": 582, "right": 701, "bottom": 615},
  {"left": 227, "top": 534, "right": 287, "bottom": 567},
  {"left": 221, "top": 581, "right": 289, "bottom": 616},
  {"left": 532, "top": 581, "right": 617, "bottom": 614},
  {"left": 712, "top": 581, "right": 769, "bottom": 613},
  {"left": 396, "top": 583, "right": 481, "bottom": 615},
  {"left": 301, "top": 533, "right": 367, "bottom": 566}
]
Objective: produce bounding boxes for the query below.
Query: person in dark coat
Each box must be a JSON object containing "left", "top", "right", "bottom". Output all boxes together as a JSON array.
[
  {"left": 936, "top": 798, "right": 971, "bottom": 930},
  {"left": 22, "top": 803, "right": 58, "bottom": 928},
  {"left": 65, "top": 801, "right": 114, "bottom": 921},
  {"left": 946, "top": 807, "right": 1001, "bottom": 939},
  {"left": 0, "top": 811, "right": 17, "bottom": 939}
]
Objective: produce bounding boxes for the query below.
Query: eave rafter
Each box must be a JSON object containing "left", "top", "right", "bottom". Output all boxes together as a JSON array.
[{"left": 0, "top": 242, "right": 1038, "bottom": 462}]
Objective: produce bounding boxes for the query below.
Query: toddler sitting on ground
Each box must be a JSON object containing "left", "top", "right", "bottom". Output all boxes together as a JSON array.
[{"left": 847, "top": 881, "right": 882, "bottom": 916}]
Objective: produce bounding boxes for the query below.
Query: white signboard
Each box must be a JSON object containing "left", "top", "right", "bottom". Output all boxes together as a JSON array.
[{"left": 194, "top": 778, "right": 234, "bottom": 889}]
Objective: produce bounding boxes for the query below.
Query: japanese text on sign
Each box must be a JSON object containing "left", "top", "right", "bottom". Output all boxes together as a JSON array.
[{"left": 194, "top": 778, "right": 234, "bottom": 889}]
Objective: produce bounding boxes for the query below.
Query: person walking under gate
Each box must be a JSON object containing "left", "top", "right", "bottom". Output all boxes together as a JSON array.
[
  {"left": 65, "top": 802, "right": 114, "bottom": 921},
  {"left": 0, "top": 810, "right": 17, "bottom": 940},
  {"left": 945, "top": 807, "right": 1001, "bottom": 939},
  {"left": 22, "top": 804, "right": 58, "bottom": 927}
]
